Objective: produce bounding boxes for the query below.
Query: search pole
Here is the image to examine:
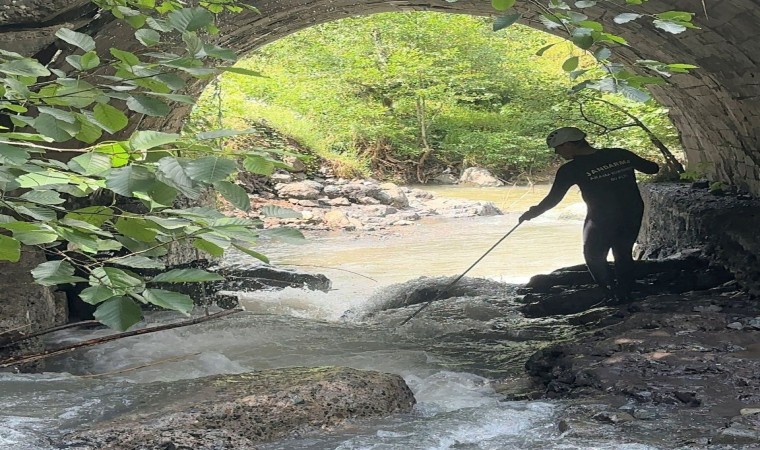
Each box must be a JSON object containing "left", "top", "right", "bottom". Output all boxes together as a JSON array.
[{"left": 398, "top": 221, "right": 523, "bottom": 327}]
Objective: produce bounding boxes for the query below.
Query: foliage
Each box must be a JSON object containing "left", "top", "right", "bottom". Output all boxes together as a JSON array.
[
  {"left": 0, "top": 0, "right": 301, "bottom": 331},
  {"left": 192, "top": 11, "right": 686, "bottom": 181}
]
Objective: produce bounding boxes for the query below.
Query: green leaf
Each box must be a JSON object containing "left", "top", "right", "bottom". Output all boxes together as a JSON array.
[
  {"left": 572, "top": 33, "right": 594, "bottom": 50},
  {"left": 114, "top": 217, "right": 158, "bottom": 242},
  {"left": 129, "top": 131, "right": 180, "bottom": 151},
  {"left": 142, "top": 289, "right": 194, "bottom": 315},
  {"left": 65, "top": 206, "right": 114, "bottom": 227},
  {"left": 74, "top": 115, "right": 102, "bottom": 144},
  {"left": 0, "top": 58, "right": 51, "bottom": 77},
  {"left": 535, "top": 43, "right": 556, "bottom": 56},
  {"left": 666, "top": 63, "right": 699, "bottom": 73},
  {"left": 157, "top": 156, "right": 201, "bottom": 199},
  {"left": 37, "top": 106, "right": 76, "bottom": 123},
  {"left": 261, "top": 227, "right": 306, "bottom": 244},
  {"left": 65, "top": 55, "right": 83, "bottom": 70},
  {"left": 575, "top": 1, "right": 596, "bottom": 7},
  {"left": 13, "top": 203, "right": 57, "bottom": 221},
  {"left": 0, "top": 235, "right": 21, "bottom": 262},
  {"left": 656, "top": 11, "right": 694, "bottom": 21},
  {"left": 203, "top": 44, "right": 237, "bottom": 61},
  {"left": 135, "top": 28, "right": 161, "bottom": 46},
  {"left": 185, "top": 156, "right": 237, "bottom": 183},
  {"left": 80, "top": 51, "right": 100, "bottom": 70},
  {"left": 0, "top": 145, "right": 30, "bottom": 165},
  {"left": 196, "top": 232, "right": 230, "bottom": 250},
  {"left": 105, "top": 165, "right": 156, "bottom": 197},
  {"left": 16, "top": 171, "right": 71, "bottom": 189},
  {"left": 39, "top": 80, "right": 99, "bottom": 108},
  {"left": 493, "top": 12, "right": 521, "bottom": 32},
  {"left": 218, "top": 66, "right": 263, "bottom": 77},
  {"left": 243, "top": 155, "right": 275, "bottom": 176},
  {"left": 182, "top": 31, "right": 203, "bottom": 56},
  {"left": 577, "top": 20, "right": 603, "bottom": 31},
  {"left": 595, "top": 32, "right": 628, "bottom": 45},
  {"left": 80, "top": 285, "right": 119, "bottom": 305},
  {"left": 167, "top": 7, "right": 214, "bottom": 32},
  {"left": 92, "top": 103, "right": 129, "bottom": 133},
  {"left": 146, "top": 17, "right": 173, "bottom": 32},
  {"left": 126, "top": 95, "right": 170, "bottom": 116},
  {"left": 93, "top": 297, "right": 142, "bottom": 331},
  {"left": 491, "top": 0, "right": 516, "bottom": 11},
  {"left": 145, "top": 215, "right": 192, "bottom": 229},
  {"left": 55, "top": 28, "right": 96, "bottom": 51},
  {"left": 562, "top": 56, "right": 579, "bottom": 72},
  {"left": 112, "top": 255, "right": 166, "bottom": 269},
  {"left": 619, "top": 85, "right": 651, "bottom": 102},
  {"left": 0, "top": 223, "right": 59, "bottom": 245},
  {"left": 614, "top": 13, "right": 641, "bottom": 24},
  {"left": 193, "top": 238, "right": 225, "bottom": 257},
  {"left": 594, "top": 47, "right": 612, "bottom": 61},
  {"left": 145, "top": 92, "right": 195, "bottom": 104},
  {"left": 34, "top": 114, "right": 77, "bottom": 142},
  {"left": 93, "top": 142, "right": 131, "bottom": 167},
  {"left": 652, "top": 20, "right": 687, "bottom": 34},
  {"left": 141, "top": 181, "right": 178, "bottom": 208},
  {"left": 68, "top": 152, "right": 112, "bottom": 176},
  {"left": 116, "top": 236, "right": 167, "bottom": 257},
  {"left": 149, "top": 268, "right": 223, "bottom": 283},
  {"left": 19, "top": 189, "right": 65, "bottom": 205},
  {"left": 90, "top": 266, "right": 144, "bottom": 289},
  {"left": 109, "top": 48, "right": 140, "bottom": 66},
  {"left": 125, "top": 14, "right": 147, "bottom": 29},
  {"left": 260, "top": 205, "right": 302, "bottom": 219},
  {"left": 213, "top": 180, "right": 250, "bottom": 211},
  {"left": 231, "top": 243, "right": 269, "bottom": 263},
  {"left": 31, "top": 260, "right": 87, "bottom": 286}
]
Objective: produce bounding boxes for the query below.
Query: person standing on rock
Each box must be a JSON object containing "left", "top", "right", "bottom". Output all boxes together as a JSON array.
[{"left": 519, "top": 127, "right": 660, "bottom": 302}]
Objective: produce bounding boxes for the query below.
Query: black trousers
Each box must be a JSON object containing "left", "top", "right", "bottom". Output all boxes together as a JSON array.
[{"left": 582, "top": 214, "right": 642, "bottom": 295}]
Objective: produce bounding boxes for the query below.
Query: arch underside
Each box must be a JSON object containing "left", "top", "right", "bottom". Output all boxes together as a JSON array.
[{"left": 3, "top": 0, "right": 759, "bottom": 193}]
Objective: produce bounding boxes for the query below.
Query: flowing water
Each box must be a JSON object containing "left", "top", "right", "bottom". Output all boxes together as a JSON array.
[{"left": 0, "top": 185, "right": 666, "bottom": 449}]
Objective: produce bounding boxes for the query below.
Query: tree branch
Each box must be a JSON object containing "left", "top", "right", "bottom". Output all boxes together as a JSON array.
[{"left": 0, "top": 309, "right": 243, "bottom": 369}]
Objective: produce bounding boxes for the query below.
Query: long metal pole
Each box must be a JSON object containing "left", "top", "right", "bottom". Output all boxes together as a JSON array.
[{"left": 398, "top": 221, "right": 522, "bottom": 326}]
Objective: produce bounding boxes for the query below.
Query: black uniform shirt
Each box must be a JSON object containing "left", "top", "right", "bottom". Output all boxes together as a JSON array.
[{"left": 535, "top": 148, "right": 659, "bottom": 222}]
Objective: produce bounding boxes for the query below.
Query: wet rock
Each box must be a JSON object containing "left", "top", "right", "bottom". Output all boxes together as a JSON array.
[
  {"left": 592, "top": 410, "right": 635, "bottom": 424},
  {"left": 275, "top": 180, "right": 323, "bottom": 200},
  {"left": 712, "top": 423, "right": 760, "bottom": 446},
  {"left": 458, "top": 167, "right": 504, "bottom": 187},
  {"left": 135, "top": 260, "right": 331, "bottom": 308},
  {"left": 60, "top": 367, "right": 415, "bottom": 450},
  {"left": 639, "top": 183, "right": 760, "bottom": 297}
]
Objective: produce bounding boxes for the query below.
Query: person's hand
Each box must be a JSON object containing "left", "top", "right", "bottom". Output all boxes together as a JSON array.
[{"left": 519, "top": 207, "right": 539, "bottom": 223}]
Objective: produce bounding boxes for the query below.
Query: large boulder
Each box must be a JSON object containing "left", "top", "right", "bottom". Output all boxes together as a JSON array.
[
  {"left": 61, "top": 366, "right": 416, "bottom": 449},
  {"left": 458, "top": 167, "right": 504, "bottom": 187}
]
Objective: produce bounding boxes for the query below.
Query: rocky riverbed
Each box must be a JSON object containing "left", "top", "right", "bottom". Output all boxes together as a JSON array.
[
  {"left": 229, "top": 176, "right": 503, "bottom": 233},
  {"left": 34, "top": 179, "right": 760, "bottom": 448}
]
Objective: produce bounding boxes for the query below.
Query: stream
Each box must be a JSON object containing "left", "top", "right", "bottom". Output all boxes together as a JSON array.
[{"left": 0, "top": 185, "right": 665, "bottom": 449}]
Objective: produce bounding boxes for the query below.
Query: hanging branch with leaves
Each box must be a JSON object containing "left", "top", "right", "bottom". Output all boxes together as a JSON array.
[{"left": 0, "top": 0, "right": 304, "bottom": 331}]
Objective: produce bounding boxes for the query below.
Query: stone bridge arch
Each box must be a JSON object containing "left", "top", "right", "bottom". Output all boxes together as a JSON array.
[{"left": 2, "top": 0, "right": 759, "bottom": 193}]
